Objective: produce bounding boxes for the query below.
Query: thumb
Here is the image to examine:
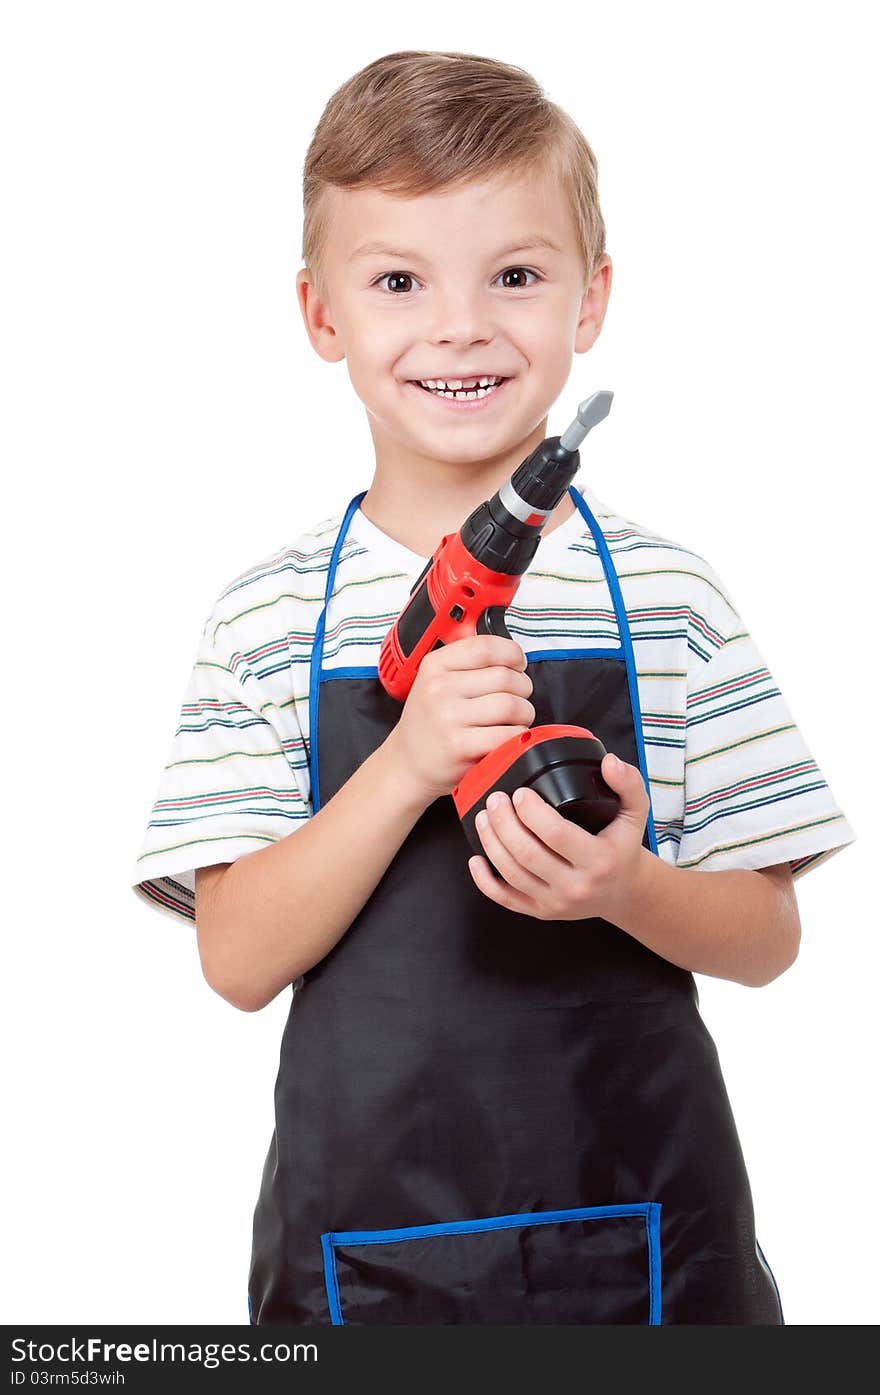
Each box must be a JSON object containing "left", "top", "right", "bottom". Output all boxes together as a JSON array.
[{"left": 600, "top": 751, "right": 649, "bottom": 830}]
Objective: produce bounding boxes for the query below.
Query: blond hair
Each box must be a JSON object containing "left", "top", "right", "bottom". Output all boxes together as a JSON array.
[{"left": 302, "top": 50, "right": 606, "bottom": 300}]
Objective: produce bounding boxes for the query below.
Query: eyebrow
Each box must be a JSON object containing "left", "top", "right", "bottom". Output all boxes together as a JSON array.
[{"left": 350, "top": 235, "right": 563, "bottom": 261}]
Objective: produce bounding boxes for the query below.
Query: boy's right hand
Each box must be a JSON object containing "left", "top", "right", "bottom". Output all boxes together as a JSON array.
[{"left": 384, "top": 636, "right": 535, "bottom": 805}]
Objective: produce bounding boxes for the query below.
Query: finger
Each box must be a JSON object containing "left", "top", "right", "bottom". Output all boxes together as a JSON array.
[
  {"left": 484, "top": 791, "right": 574, "bottom": 882},
  {"left": 460, "top": 728, "right": 534, "bottom": 761},
  {"left": 476, "top": 797, "right": 551, "bottom": 896},
  {"left": 442, "top": 636, "right": 527, "bottom": 672},
  {"left": 510, "top": 786, "right": 596, "bottom": 863},
  {"left": 596, "top": 753, "right": 650, "bottom": 838},
  {"left": 466, "top": 691, "right": 536, "bottom": 730},
  {"left": 455, "top": 665, "right": 534, "bottom": 699},
  {"left": 468, "top": 855, "right": 535, "bottom": 915}
]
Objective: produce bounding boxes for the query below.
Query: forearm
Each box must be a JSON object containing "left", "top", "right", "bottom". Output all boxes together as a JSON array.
[
  {"left": 610, "top": 849, "right": 801, "bottom": 987},
  {"left": 197, "top": 735, "right": 429, "bottom": 1009}
]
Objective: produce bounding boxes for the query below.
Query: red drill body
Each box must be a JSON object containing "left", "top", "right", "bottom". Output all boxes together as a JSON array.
[
  {"left": 377, "top": 391, "right": 620, "bottom": 853},
  {"left": 378, "top": 530, "right": 521, "bottom": 702}
]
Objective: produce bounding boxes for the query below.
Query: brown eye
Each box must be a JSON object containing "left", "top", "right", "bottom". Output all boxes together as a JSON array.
[
  {"left": 378, "top": 272, "right": 415, "bottom": 293},
  {"left": 499, "top": 267, "right": 538, "bottom": 289}
]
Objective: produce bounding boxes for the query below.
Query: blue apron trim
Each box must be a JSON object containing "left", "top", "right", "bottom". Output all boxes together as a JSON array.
[
  {"left": 309, "top": 486, "right": 659, "bottom": 856},
  {"left": 328, "top": 1200, "right": 656, "bottom": 1244},
  {"left": 522, "top": 646, "right": 625, "bottom": 662},
  {"left": 309, "top": 491, "right": 368, "bottom": 814},
  {"left": 647, "top": 1202, "right": 663, "bottom": 1324},
  {"left": 321, "top": 1201, "right": 663, "bottom": 1326},
  {"left": 321, "top": 1231, "right": 344, "bottom": 1326},
  {"left": 569, "top": 486, "right": 659, "bottom": 855},
  {"left": 321, "top": 665, "right": 386, "bottom": 681},
  {"left": 320, "top": 651, "right": 625, "bottom": 682}
]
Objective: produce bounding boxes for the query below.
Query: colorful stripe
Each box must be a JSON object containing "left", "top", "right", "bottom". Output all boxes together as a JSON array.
[{"left": 132, "top": 482, "right": 855, "bottom": 922}]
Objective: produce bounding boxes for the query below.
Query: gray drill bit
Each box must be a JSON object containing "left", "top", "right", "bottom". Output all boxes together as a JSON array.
[{"left": 559, "top": 390, "right": 614, "bottom": 452}]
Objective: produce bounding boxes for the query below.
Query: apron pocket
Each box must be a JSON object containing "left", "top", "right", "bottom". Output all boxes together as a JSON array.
[{"left": 321, "top": 1202, "right": 662, "bottom": 1324}]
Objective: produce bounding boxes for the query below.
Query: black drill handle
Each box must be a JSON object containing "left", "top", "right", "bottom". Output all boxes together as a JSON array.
[{"left": 476, "top": 606, "right": 512, "bottom": 641}]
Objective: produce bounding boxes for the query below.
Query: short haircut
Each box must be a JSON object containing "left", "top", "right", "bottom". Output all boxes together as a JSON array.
[{"left": 302, "top": 50, "right": 607, "bottom": 300}]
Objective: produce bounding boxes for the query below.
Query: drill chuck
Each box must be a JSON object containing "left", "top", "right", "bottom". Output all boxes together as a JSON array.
[{"left": 480, "top": 389, "right": 615, "bottom": 557}]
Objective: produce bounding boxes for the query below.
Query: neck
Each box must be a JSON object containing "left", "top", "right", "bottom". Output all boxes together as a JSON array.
[{"left": 359, "top": 420, "right": 577, "bottom": 558}]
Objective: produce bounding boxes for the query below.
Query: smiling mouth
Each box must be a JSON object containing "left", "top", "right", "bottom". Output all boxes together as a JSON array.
[{"left": 408, "top": 375, "right": 510, "bottom": 401}]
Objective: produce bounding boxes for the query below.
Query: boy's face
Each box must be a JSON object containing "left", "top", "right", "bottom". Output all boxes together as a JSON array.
[{"left": 297, "top": 165, "right": 611, "bottom": 468}]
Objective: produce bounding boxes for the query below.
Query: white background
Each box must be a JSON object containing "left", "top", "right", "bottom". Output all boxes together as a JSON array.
[{"left": 2, "top": 0, "right": 877, "bottom": 1325}]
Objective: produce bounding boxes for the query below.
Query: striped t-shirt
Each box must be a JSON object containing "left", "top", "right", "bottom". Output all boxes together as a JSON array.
[{"left": 132, "top": 478, "right": 855, "bottom": 925}]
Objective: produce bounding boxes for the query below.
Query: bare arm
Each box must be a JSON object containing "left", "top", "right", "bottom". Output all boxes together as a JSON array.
[
  {"left": 195, "top": 736, "right": 428, "bottom": 1012},
  {"left": 467, "top": 758, "right": 801, "bottom": 988},
  {"left": 613, "top": 851, "right": 801, "bottom": 987},
  {"left": 196, "top": 635, "right": 536, "bottom": 1013}
]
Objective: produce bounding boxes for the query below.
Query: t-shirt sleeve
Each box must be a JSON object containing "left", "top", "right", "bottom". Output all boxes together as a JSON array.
[
  {"left": 675, "top": 613, "right": 856, "bottom": 882},
  {"left": 131, "top": 608, "right": 311, "bottom": 924}
]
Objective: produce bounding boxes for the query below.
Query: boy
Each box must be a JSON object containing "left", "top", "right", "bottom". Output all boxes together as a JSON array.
[{"left": 132, "top": 50, "right": 855, "bottom": 1325}]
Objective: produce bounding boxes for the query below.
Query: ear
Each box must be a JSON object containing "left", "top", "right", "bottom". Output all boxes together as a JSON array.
[
  {"left": 574, "top": 254, "right": 613, "bottom": 354},
  {"left": 296, "top": 266, "right": 346, "bottom": 364}
]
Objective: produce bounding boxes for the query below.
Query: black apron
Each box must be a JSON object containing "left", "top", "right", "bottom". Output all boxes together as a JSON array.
[{"left": 248, "top": 485, "right": 784, "bottom": 1325}]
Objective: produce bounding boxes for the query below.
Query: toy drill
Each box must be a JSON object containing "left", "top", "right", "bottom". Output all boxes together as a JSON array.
[{"left": 378, "top": 391, "right": 621, "bottom": 856}]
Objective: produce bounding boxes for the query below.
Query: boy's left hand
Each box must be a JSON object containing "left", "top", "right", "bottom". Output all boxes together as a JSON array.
[{"left": 468, "top": 752, "right": 649, "bottom": 923}]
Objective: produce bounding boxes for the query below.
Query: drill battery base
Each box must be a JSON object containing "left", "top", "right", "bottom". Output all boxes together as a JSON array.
[{"left": 453, "top": 724, "right": 619, "bottom": 858}]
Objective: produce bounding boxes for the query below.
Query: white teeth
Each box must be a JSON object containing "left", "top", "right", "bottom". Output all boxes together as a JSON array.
[
  {"left": 416, "top": 374, "right": 504, "bottom": 397},
  {"left": 428, "top": 381, "right": 503, "bottom": 400}
]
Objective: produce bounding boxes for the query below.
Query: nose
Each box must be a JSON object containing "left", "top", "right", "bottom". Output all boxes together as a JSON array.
[{"left": 427, "top": 285, "right": 494, "bottom": 349}]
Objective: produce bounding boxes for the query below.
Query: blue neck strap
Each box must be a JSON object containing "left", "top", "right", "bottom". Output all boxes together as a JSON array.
[{"left": 308, "top": 486, "right": 658, "bottom": 855}]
